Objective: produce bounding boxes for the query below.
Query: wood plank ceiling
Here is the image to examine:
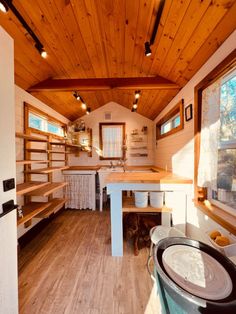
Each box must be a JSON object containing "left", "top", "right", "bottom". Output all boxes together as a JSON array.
[{"left": 0, "top": 0, "right": 236, "bottom": 121}]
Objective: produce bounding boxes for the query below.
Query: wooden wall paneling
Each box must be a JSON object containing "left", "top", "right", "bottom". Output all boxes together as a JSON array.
[
  {"left": 55, "top": 0, "right": 96, "bottom": 78},
  {"left": 176, "top": 0, "right": 236, "bottom": 86},
  {"left": 158, "top": 0, "right": 212, "bottom": 78},
  {"left": 149, "top": 0, "right": 191, "bottom": 75},
  {"left": 72, "top": 0, "right": 107, "bottom": 77},
  {"left": 79, "top": 0, "right": 107, "bottom": 78},
  {"left": 167, "top": 0, "right": 235, "bottom": 83},
  {"left": 124, "top": 0, "right": 140, "bottom": 76},
  {"left": 33, "top": 0, "right": 85, "bottom": 77}
]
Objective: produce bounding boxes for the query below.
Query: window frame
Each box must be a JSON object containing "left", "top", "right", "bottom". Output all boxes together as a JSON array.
[
  {"left": 99, "top": 122, "right": 126, "bottom": 160},
  {"left": 156, "top": 99, "right": 184, "bottom": 140},
  {"left": 24, "top": 102, "right": 66, "bottom": 139},
  {"left": 194, "top": 49, "right": 236, "bottom": 234}
]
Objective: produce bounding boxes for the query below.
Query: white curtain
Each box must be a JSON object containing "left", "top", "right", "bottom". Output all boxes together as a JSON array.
[
  {"left": 64, "top": 175, "right": 95, "bottom": 210},
  {"left": 198, "top": 79, "right": 221, "bottom": 190},
  {"left": 102, "top": 125, "right": 123, "bottom": 158}
]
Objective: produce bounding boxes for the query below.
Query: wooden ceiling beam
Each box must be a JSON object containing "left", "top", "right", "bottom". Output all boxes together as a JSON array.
[{"left": 28, "top": 77, "right": 179, "bottom": 92}]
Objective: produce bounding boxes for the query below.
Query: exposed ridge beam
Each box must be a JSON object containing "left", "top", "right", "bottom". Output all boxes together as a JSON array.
[{"left": 28, "top": 77, "right": 179, "bottom": 92}]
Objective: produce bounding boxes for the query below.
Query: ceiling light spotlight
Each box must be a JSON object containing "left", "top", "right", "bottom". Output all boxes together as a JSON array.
[
  {"left": 81, "top": 102, "right": 87, "bottom": 110},
  {"left": 73, "top": 91, "right": 81, "bottom": 101},
  {"left": 144, "top": 41, "right": 152, "bottom": 57},
  {"left": 0, "top": 0, "right": 9, "bottom": 13},
  {"left": 35, "top": 43, "right": 47, "bottom": 58},
  {"left": 133, "top": 103, "right": 138, "bottom": 109},
  {"left": 86, "top": 107, "right": 91, "bottom": 115},
  {"left": 131, "top": 107, "right": 137, "bottom": 112},
  {"left": 135, "top": 91, "right": 141, "bottom": 99}
]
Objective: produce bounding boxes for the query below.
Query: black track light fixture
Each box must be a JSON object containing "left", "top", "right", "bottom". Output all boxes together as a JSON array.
[
  {"left": 0, "top": 0, "right": 9, "bottom": 12},
  {"left": 131, "top": 91, "right": 141, "bottom": 112},
  {"left": 144, "top": 0, "right": 165, "bottom": 57},
  {"left": 73, "top": 91, "right": 81, "bottom": 101},
  {"left": 135, "top": 90, "right": 141, "bottom": 99},
  {"left": 35, "top": 43, "right": 47, "bottom": 59},
  {"left": 145, "top": 42, "right": 152, "bottom": 57},
  {"left": 86, "top": 107, "right": 91, "bottom": 115},
  {"left": 0, "top": 0, "right": 47, "bottom": 58}
]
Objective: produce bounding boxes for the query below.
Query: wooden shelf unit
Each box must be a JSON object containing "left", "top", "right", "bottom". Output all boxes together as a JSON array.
[
  {"left": 24, "top": 166, "right": 69, "bottom": 174},
  {"left": 36, "top": 198, "right": 67, "bottom": 218},
  {"left": 16, "top": 122, "right": 69, "bottom": 228},
  {"left": 16, "top": 181, "right": 48, "bottom": 196},
  {"left": 25, "top": 182, "right": 68, "bottom": 197},
  {"left": 122, "top": 197, "right": 172, "bottom": 213},
  {"left": 17, "top": 202, "right": 52, "bottom": 226},
  {"left": 16, "top": 160, "right": 49, "bottom": 165},
  {"left": 16, "top": 132, "right": 48, "bottom": 142}
]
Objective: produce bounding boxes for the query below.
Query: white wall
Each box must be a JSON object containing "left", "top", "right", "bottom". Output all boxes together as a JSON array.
[
  {"left": 154, "top": 30, "right": 236, "bottom": 242},
  {"left": 69, "top": 102, "right": 154, "bottom": 166},
  {"left": 0, "top": 26, "right": 18, "bottom": 314},
  {"left": 15, "top": 86, "right": 69, "bottom": 238},
  {"left": 154, "top": 30, "right": 236, "bottom": 179}
]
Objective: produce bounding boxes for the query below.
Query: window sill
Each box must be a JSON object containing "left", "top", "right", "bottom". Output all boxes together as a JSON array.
[{"left": 194, "top": 200, "right": 236, "bottom": 235}]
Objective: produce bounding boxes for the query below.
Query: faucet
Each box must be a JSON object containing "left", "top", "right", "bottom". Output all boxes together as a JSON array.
[{"left": 110, "top": 161, "right": 115, "bottom": 169}]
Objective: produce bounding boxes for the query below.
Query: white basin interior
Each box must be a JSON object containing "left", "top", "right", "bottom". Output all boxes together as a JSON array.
[{"left": 99, "top": 166, "right": 124, "bottom": 172}]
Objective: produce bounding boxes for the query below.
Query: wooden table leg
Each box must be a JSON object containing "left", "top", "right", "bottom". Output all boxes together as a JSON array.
[{"left": 110, "top": 190, "right": 123, "bottom": 256}]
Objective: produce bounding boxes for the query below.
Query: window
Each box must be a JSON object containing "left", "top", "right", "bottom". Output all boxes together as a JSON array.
[
  {"left": 211, "top": 69, "right": 236, "bottom": 212},
  {"left": 195, "top": 49, "right": 236, "bottom": 230},
  {"left": 156, "top": 100, "right": 184, "bottom": 139},
  {"left": 26, "top": 104, "right": 65, "bottom": 137},
  {"left": 99, "top": 123, "right": 125, "bottom": 160}
]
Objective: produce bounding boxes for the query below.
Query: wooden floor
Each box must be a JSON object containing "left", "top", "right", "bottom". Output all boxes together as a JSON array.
[{"left": 18, "top": 210, "right": 160, "bottom": 314}]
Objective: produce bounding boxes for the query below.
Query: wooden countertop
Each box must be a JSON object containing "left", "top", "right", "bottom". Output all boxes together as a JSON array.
[
  {"left": 106, "top": 170, "right": 193, "bottom": 184},
  {"left": 66, "top": 166, "right": 101, "bottom": 171}
]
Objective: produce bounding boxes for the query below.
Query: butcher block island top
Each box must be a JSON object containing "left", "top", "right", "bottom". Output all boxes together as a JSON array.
[{"left": 106, "top": 169, "right": 193, "bottom": 184}]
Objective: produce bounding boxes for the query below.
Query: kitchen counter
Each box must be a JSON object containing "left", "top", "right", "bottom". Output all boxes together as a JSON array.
[
  {"left": 106, "top": 170, "right": 193, "bottom": 257},
  {"left": 106, "top": 170, "right": 192, "bottom": 184},
  {"left": 66, "top": 166, "right": 101, "bottom": 171}
]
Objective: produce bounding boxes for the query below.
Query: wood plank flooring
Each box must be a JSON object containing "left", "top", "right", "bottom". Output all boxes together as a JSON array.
[{"left": 18, "top": 210, "right": 160, "bottom": 314}]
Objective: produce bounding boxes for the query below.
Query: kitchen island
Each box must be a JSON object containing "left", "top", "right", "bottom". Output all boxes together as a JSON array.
[{"left": 106, "top": 170, "right": 193, "bottom": 256}]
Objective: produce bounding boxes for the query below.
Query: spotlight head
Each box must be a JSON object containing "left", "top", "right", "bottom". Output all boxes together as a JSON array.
[
  {"left": 81, "top": 102, "right": 87, "bottom": 110},
  {"left": 0, "top": 1, "right": 9, "bottom": 13},
  {"left": 86, "top": 107, "right": 91, "bottom": 115},
  {"left": 73, "top": 92, "right": 80, "bottom": 101},
  {"left": 35, "top": 43, "right": 47, "bottom": 58},
  {"left": 145, "top": 41, "right": 152, "bottom": 57},
  {"left": 133, "top": 103, "right": 138, "bottom": 109},
  {"left": 131, "top": 107, "right": 137, "bottom": 112},
  {"left": 135, "top": 90, "right": 141, "bottom": 99}
]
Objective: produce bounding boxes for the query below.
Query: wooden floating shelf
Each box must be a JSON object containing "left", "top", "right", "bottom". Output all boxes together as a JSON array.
[
  {"left": 26, "top": 149, "right": 48, "bottom": 153},
  {"left": 49, "top": 151, "right": 70, "bottom": 154},
  {"left": 122, "top": 198, "right": 172, "bottom": 213},
  {"left": 16, "top": 132, "right": 48, "bottom": 142},
  {"left": 25, "top": 182, "right": 68, "bottom": 197},
  {"left": 16, "top": 160, "right": 49, "bottom": 165},
  {"left": 66, "top": 143, "right": 81, "bottom": 148},
  {"left": 17, "top": 202, "right": 52, "bottom": 226},
  {"left": 50, "top": 142, "right": 66, "bottom": 146},
  {"left": 36, "top": 198, "right": 66, "bottom": 218},
  {"left": 16, "top": 181, "right": 48, "bottom": 195},
  {"left": 24, "top": 166, "right": 69, "bottom": 174}
]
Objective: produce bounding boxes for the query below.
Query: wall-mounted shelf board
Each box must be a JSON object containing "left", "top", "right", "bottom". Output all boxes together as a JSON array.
[
  {"left": 50, "top": 142, "right": 66, "bottom": 146},
  {"left": 26, "top": 149, "right": 48, "bottom": 153},
  {"left": 16, "top": 132, "right": 48, "bottom": 142},
  {"left": 17, "top": 202, "right": 52, "bottom": 226},
  {"left": 66, "top": 143, "right": 81, "bottom": 148},
  {"left": 36, "top": 198, "right": 66, "bottom": 218},
  {"left": 25, "top": 182, "right": 68, "bottom": 197},
  {"left": 16, "top": 181, "right": 48, "bottom": 196},
  {"left": 24, "top": 166, "right": 69, "bottom": 174},
  {"left": 122, "top": 198, "right": 172, "bottom": 213},
  {"left": 16, "top": 160, "right": 49, "bottom": 165}
]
